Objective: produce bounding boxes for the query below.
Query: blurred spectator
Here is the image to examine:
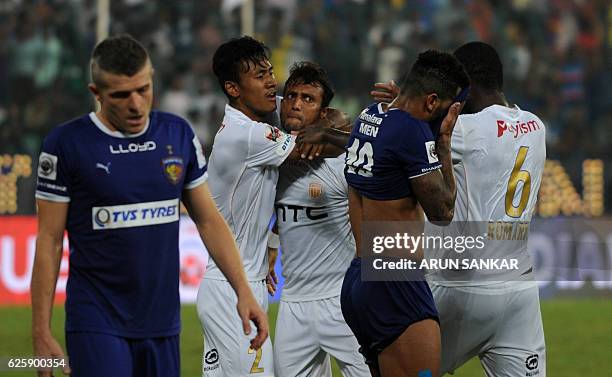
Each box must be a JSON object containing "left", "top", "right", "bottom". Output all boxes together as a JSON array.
[
  {"left": 160, "top": 75, "right": 191, "bottom": 120},
  {"left": 1, "top": 0, "right": 611, "bottom": 214}
]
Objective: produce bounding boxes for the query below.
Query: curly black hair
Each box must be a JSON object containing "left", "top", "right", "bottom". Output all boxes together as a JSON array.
[
  {"left": 284, "top": 61, "right": 335, "bottom": 107},
  {"left": 400, "top": 50, "right": 470, "bottom": 100}
]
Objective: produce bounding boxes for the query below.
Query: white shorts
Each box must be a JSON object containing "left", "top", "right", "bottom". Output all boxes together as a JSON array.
[
  {"left": 274, "top": 296, "right": 370, "bottom": 377},
  {"left": 431, "top": 281, "right": 546, "bottom": 377},
  {"left": 197, "top": 279, "right": 274, "bottom": 377}
]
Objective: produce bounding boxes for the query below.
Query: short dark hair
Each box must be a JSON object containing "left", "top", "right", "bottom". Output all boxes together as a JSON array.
[
  {"left": 91, "top": 34, "right": 149, "bottom": 87},
  {"left": 213, "top": 36, "right": 271, "bottom": 98},
  {"left": 400, "top": 50, "right": 470, "bottom": 100},
  {"left": 284, "top": 61, "right": 335, "bottom": 107},
  {"left": 454, "top": 41, "right": 503, "bottom": 91}
]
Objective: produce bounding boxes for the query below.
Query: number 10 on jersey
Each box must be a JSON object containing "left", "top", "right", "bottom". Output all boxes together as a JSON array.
[{"left": 346, "top": 139, "right": 374, "bottom": 177}]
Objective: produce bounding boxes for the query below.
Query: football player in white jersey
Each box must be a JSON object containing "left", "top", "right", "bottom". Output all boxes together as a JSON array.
[
  {"left": 371, "top": 42, "right": 547, "bottom": 377},
  {"left": 197, "top": 37, "right": 346, "bottom": 377},
  {"left": 430, "top": 41, "right": 547, "bottom": 377},
  {"left": 268, "top": 62, "right": 371, "bottom": 377},
  {"left": 374, "top": 42, "right": 547, "bottom": 377}
]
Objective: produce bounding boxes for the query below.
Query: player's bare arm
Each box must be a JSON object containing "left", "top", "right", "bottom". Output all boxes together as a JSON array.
[
  {"left": 266, "top": 222, "right": 279, "bottom": 295},
  {"left": 296, "top": 107, "right": 351, "bottom": 150},
  {"left": 286, "top": 115, "right": 347, "bottom": 160},
  {"left": 31, "top": 200, "right": 71, "bottom": 377},
  {"left": 182, "top": 183, "right": 269, "bottom": 350},
  {"left": 410, "top": 102, "right": 461, "bottom": 222}
]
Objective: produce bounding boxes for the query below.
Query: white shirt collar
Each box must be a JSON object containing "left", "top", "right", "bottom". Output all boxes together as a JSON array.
[{"left": 89, "top": 112, "right": 150, "bottom": 138}]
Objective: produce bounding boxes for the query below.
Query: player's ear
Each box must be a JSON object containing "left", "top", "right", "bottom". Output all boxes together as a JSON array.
[
  {"left": 88, "top": 83, "right": 102, "bottom": 103},
  {"left": 224, "top": 81, "right": 240, "bottom": 99},
  {"left": 425, "top": 93, "right": 439, "bottom": 114},
  {"left": 319, "top": 107, "right": 328, "bottom": 119}
]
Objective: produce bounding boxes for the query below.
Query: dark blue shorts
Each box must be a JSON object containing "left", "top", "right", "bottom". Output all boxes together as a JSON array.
[
  {"left": 340, "top": 258, "right": 439, "bottom": 367},
  {"left": 66, "top": 332, "right": 179, "bottom": 377}
]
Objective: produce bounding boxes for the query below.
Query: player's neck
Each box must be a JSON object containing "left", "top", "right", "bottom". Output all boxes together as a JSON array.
[
  {"left": 230, "top": 100, "right": 267, "bottom": 122},
  {"left": 389, "top": 96, "right": 429, "bottom": 121},
  {"left": 95, "top": 111, "right": 117, "bottom": 132},
  {"left": 470, "top": 87, "right": 510, "bottom": 112}
]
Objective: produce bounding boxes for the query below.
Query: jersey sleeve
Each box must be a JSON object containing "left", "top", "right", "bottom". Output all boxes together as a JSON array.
[
  {"left": 451, "top": 116, "right": 466, "bottom": 163},
  {"left": 393, "top": 118, "right": 442, "bottom": 179},
  {"left": 246, "top": 121, "right": 296, "bottom": 167},
  {"left": 184, "top": 127, "right": 209, "bottom": 189},
  {"left": 35, "top": 132, "right": 71, "bottom": 202}
]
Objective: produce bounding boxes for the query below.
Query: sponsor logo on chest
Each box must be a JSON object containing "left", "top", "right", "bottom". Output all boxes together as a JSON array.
[
  {"left": 497, "top": 120, "right": 541, "bottom": 138},
  {"left": 92, "top": 198, "right": 179, "bottom": 230},
  {"left": 109, "top": 141, "right": 156, "bottom": 154}
]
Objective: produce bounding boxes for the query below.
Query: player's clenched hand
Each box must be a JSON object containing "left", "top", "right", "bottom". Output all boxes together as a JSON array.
[
  {"left": 370, "top": 80, "right": 399, "bottom": 103},
  {"left": 297, "top": 142, "right": 325, "bottom": 160},
  {"left": 33, "top": 333, "right": 71, "bottom": 376},
  {"left": 296, "top": 126, "right": 326, "bottom": 146},
  {"left": 236, "top": 293, "right": 269, "bottom": 350},
  {"left": 438, "top": 102, "right": 462, "bottom": 138}
]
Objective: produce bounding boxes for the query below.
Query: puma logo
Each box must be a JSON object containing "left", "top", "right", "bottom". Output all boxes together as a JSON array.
[{"left": 96, "top": 162, "right": 111, "bottom": 174}]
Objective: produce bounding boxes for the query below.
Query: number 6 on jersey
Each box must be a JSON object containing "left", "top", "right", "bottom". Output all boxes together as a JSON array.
[{"left": 505, "top": 146, "right": 531, "bottom": 218}]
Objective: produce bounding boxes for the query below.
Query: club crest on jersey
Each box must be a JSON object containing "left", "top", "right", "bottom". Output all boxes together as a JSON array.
[
  {"left": 425, "top": 141, "right": 438, "bottom": 163},
  {"left": 265, "top": 125, "right": 282, "bottom": 142},
  {"left": 308, "top": 182, "right": 324, "bottom": 199},
  {"left": 37, "top": 152, "right": 58, "bottom": 180},
  {"left": 162, "top": 157, "right": 184, "bottom": 184}
]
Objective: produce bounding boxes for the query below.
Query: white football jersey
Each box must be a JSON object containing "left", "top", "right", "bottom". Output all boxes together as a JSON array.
[
  {"left": 427, "top": 104, "right": 546, "bottom": 285},
  {"left": 275, "top": 156, "right": 355, "bottom": 301},
  {"left": 205, "top": 101, "right": 295, "bottom": 281}
]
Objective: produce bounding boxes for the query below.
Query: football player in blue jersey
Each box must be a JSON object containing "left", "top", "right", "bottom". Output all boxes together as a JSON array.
[
  {"left": 340, "top": 50, "right": 469, "bottom": 377},
  {"left": 31, "top": 34, "right": 268, "bottom": 377}
]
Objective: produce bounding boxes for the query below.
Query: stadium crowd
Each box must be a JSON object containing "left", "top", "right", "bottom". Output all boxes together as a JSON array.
[{"left": 1, "top": 0, "right": 611, "bottom": 214}]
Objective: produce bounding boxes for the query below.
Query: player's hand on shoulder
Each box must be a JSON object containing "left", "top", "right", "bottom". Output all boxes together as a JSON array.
[
  {"left": 438, "top": 102, "right": 462, "bottom": 139},
  {"left": 370, "top": 80, "right": 399, "bottom": 103},
  {"left": 33, "top": 332, "right": 71, "bottom": 376},
  {"left": 236, "top": 291, "right": 269, "bottom": 350}
]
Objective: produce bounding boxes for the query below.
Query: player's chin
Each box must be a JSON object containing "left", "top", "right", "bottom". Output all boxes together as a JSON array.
[
  {"left": 284, "top": 120, "right": 304, "bottom": 132},
  {"left": 122, "top": 119, "right": 146, "bottom": 133}
]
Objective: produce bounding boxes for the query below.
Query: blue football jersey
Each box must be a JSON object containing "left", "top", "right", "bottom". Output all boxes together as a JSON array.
[
  {"left": 344, "top": 103, "right": 441, "bottom": 200},
  {"left": 36, "top": 111, "right": 208, "bottom": 338}
]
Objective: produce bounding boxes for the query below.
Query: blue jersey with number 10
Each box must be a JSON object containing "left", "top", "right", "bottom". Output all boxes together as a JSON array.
[{"left": 344, "top": 103, "right": 442, "bottom": 200}]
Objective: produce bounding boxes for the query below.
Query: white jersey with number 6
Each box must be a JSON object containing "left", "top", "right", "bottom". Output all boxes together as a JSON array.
[
  {"left": 429, "top": 104, "right": 547, "bottom": 377},
  {"left": 452, "top": 104, "right": 545, "bottom": 222},
  {"left": 427, "top": 104, "right": 546, "bottom": 285}
]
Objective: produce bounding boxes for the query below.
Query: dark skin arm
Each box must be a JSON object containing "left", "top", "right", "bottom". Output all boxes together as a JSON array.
[
  {"left": 287, "top": 108, "right": 351, "bottom": 160},
  {"left": 410, "top": 102, "right": 461, "bottom": 222}
]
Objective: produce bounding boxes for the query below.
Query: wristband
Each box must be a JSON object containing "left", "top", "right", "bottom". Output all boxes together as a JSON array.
[{"left": 267, "top": 231, "right": 280, "bottom": 249}]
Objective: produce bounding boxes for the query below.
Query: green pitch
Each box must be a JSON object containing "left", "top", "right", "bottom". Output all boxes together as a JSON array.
[{"left": 1, "top": 299, "right": 610, "bottom": 376}]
